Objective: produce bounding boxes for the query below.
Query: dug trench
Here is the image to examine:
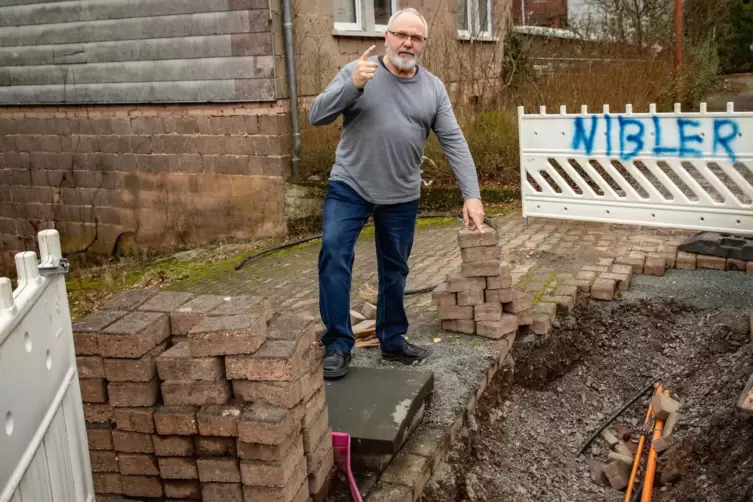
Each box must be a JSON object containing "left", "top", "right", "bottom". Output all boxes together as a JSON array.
[{"left": 421, "top": 290, "right": 753, "bottom": 502}]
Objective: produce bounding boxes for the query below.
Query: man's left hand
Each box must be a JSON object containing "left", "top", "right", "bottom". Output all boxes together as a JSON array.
[{"left": 463, "top": 198, "right": 485, "bottom": 230}]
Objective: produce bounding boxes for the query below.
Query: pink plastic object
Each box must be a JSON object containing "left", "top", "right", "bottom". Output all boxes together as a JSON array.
[{"left": 332, "top": 431, "right": 363, "bottom": 502}]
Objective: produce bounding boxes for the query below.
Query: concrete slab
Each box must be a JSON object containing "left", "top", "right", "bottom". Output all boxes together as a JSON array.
[{"left": 324, "top": 367, "right": 433, "bottom": 457}]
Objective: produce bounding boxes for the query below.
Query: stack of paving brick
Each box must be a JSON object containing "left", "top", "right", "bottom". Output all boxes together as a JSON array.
[
  {"left": 74, "top": 287, "right": 333, "bottom": 502},
  {"left": 432, "top": 225, "right": 533, "bottom": 339}
]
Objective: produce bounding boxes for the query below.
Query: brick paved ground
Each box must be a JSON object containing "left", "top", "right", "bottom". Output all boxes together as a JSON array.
[{"left": 166, "top": 210, "right": 696, "bottom": 318}]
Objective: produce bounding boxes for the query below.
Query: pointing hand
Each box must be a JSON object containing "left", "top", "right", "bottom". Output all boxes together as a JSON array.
[{"left": 353, "top": 45, "right": 378, "bottom": 89}]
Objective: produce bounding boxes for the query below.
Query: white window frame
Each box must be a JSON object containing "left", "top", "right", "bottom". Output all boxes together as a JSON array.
[
  {"left": 458, "top": 0, "right": 494, "bottom": 40},
  {"left": 333, "top": 0, "right": 398, "bottom": 34}
]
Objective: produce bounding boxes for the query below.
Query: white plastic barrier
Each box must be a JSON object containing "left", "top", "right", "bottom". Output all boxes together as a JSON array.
[
  {"left": 518, "top": 103, "right": 753, "bottom": 234},
  {"left": 0, "top": 230, "right": 94, "bottom": 502}
]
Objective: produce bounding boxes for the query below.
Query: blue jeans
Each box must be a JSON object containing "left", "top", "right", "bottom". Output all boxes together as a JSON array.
[{"left": 318, "top": 180, "right": 419, "bottom": 354}]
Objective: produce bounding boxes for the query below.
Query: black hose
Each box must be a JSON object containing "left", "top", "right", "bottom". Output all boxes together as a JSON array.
[{"left": 577, "top": 379, "right": 659, "bottom": 457}]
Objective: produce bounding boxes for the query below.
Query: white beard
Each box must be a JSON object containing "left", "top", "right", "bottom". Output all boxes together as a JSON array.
[{"left": 388, "top": 50, "right": 418, "bottom": 71}]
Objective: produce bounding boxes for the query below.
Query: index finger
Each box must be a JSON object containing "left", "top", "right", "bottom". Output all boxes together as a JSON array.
[{"left": 360, "top": 45, "right": 376, "bottom": 61}]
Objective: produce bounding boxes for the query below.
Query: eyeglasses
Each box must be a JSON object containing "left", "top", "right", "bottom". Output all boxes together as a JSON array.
[{"left": 388, "top": 30, "right": 426, "bottom": 44}]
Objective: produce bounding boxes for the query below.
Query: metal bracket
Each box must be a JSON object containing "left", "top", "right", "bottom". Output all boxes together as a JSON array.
[{"left": 38, "top": 258, "right": 69, "bottom": 276}]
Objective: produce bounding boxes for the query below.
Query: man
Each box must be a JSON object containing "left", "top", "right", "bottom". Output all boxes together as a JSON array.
[{"left": 308, "top": 7, "right": 485, "bottom": 379}]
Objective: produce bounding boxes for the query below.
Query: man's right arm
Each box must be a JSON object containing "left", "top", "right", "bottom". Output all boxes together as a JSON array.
[
  {"left": 309, "top": 45, "right": 378, "bottom": 126},
  {"left": 308, "top": 64, "right": 362, "bottom": 126}
]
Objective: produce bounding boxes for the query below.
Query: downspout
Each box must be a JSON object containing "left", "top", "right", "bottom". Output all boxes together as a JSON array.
[{"left": 281, "top": 0, "right": 301, "bottom": 180}]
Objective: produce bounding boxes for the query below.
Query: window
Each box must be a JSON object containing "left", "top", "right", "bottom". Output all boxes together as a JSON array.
[
  {"left": 333, "top": 0, "right": 398, "bottom": 33},
  {"left": 457, "top": 0, "right": 494, "bottom": 39}
]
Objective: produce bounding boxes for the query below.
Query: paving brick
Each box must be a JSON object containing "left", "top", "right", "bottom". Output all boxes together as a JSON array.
[
  {"left": 240, "top": 435, "right": 303, "bottom": 487},
  {"left": 202, "top": 482, "right": 244, "bottom": 502},
  {"left": 208, "top": 294, "right": 273, "bottom": 320},
  {"left": 158, "top": 457, "right": 199, "bottom": 479},
  {"left": 170, "top": 294, "right": 228, "bottom": 335},
  {"left": 474, "top": 302, "right": 502, "bottom": 321},
  {"left": 603, "top": 461, "right": 629, "bottom": 490},
  {"left": 80, "top": 378, "right": 108, "bottom": 403},
  {"left": 304, "top": 367, "right": 324, "bottom": 403},
  {"left": 309, "top": 443, "right": 335, "bottom": 497},
  {"left": 135, "top": 291, "right": 194, "bottom": 313},
  {"left": 651, "top": 393, "right": 680, "bottom": 421},
  {"left": 121, "top": 474, "right": 163, "bottom": 498},
  {"left": 591, "top": 278, "right": 617, "bottom": 300},
  {"left": 153, "top": 435, "right": 195, "bottom": 457},
  {"left": 475, "top": 314, "right": 518, "bottom": 339},
  {"left": 77, "top": 355, "right": 105, "bottom": 379},
  {"left": 103, "top": 287, "right": 159, "bottom": 310},
  {"left": 118, "top": 453, "right": 159, "bottom": 476},
  {"left": 457, "top": 225, "right": 497, "bottom": 248},
  {"left": 112, "top": 430, "right": 153, "bottom": 454},
  {"left": 156, "top": 342, "right": 224, "bottom": 381},
  {"left": 598, "top": 272, "right": 631, "bottom": 291},
  {"left": 656, "top": 251, "right": 677, "bottom": 268},
  {"left": 456, "top": 288, "right": 485, "bottom": 306},
  {"left": 99, "top": 311, "right": 170, "bottom": 359},
  {"left": 532, "top": 315, "right": 551, "bottom": 335},
  {"left": 697, "top": 254, "right": 726, "bottom": 270},
  {"left": 87, "top": 423, "right": 114, "bottom": 450},
  {"left": 197, "top": 457, "right": 241, "bottom": 483},
  {"left": 84, "top": 403, "right": 114, "bottom": 424},
  {"left": 516, "top": 308, "right": 533, "bottom": 326},
  {"left": 73, "top": 310, "right": 128, "bottom": 355},
  {"left": 486, "top": 266, "right": 513, "bottom": 290},
  {"left": 196, "top": 436, "right": 237, "bottom": 457},
  {"left": 440, "top": 319, "right": 476, "bottom": 334},
  {"left": 226, "top": 340, "right": 306, "bottom": 381},
  {"left": 103, "top": 341, "right": 168, "bottom": 382},
  {"left": 302, "top": 407, "right": 329, "bottom": 454},
  {"left": 461, "top": 259, "right": 502, "bottom": 277},
  {"left": 582, "top": 265, "right": 610, "bottom": 273},
  {"left": 90, "top": 450, "right": 118, "bottom": 472},
  {"left": 610, "top": 263, "right": 634, "bottom": 276},
  {"left": 154, "top": 405, "right": 199, "bottom": 435},
  {"left": 161, "top": 379, "right": 232, "bottom": 406},
  {"left": 237, "top": 429, "right": 301, "bottom": 462},
  {"left": 361, "top": 301, "right": 377, "bottom": 320},
  {"left": 644, "top": 255, "right": 666, "bottom": 276},
  {"left": 460, "top": 245, "right": 501, "bottom": 263},
  {"left": 238, "top": 403, "right": 297, "bottom": 445},
  {"left": 430, "top": 283, "right": 457, "bottom": 306},
  {"left": 187, "top": 314, "right": 267, "bottom": 357},
  {"left": 302, "top": 387, "right": 326, "bottom": 430},
  {"left": 664, "top": 411, "right": 680, "bottom": 436},
  {"left": 444, "top": 273, "right": 486, "bottom": 292},
  {"left": 726, "top": 258, "right": 748, "bottom": 271},
  {"left": 485, "top": 287, "right": 512, "bottom": 303},
  {"left": 533, "top": 300, "right": 557, "bottom": 320},
  {"left": 107, "top": 379, "right": 159, "bottom": 407},
  {"left": 242, "top": 458, "right": 307, "bottom": 502},
  {"left": 379, "top": 452, "right": 431, "bottom": 501},
  {"left": 164, "top": 479, "right": 201, "bottom": 500},
  {"left": 113, "top": 407, "right": 154, "bottom": 434},
  {"left": 607, "top": 451, "right": 634, "bottom": 468},
  {"left": 93, "top": 473, "right": 122, "bottom": 494},
  {"left": 503, "top": 290, "right": 532, "bottom": 314},
  {"left": 575, "top": 270, "right": 597, "bottom": 281},
  {"left": 436, "top": 305, "right": 474, "bottom": 320},
  {"left": 232, "top": 376, "right": 304, "bottom": 408},
  {"left": 675, "top": 251, "right": 697, "bottom": 270},
  {"left": 615, "top": 254, "right": 645, "bottom": 275},
  {"left": 748, "top": 261, "right": 753, "bottom": 276},
  {"left": 197, "top": 404, "right": 242, "bottom": 437}
]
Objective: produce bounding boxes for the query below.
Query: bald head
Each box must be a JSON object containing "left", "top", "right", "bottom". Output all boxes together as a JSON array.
[{"left": 387, "top": 7, "right": 429, "bottom": 38}]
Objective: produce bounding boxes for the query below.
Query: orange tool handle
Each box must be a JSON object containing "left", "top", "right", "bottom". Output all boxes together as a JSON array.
[{"left": 624, "top": 383, "right": 662, "bottom": 502}]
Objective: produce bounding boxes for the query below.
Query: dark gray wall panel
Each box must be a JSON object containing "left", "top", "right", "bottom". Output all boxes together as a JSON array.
[
  {"left": 0, "top": 2, "right": 276, "bottom": 103},
  {"left": 0, "top": 78, "right": 276, "bottom": 104}
]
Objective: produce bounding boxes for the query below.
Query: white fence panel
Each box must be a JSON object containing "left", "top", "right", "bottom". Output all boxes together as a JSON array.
[
  {"left": 518, "top": 103, "right": 753, "bottom": 234},
  {"left": 1, "top": 230, "right": 94, "bottom": 502}
]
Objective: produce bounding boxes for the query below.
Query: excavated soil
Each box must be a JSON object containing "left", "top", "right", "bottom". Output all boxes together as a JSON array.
[{"left": 421, "top": 284, "right": 753, "bottom": 502}]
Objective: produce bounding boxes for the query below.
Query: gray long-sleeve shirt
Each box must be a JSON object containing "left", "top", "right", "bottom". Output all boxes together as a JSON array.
[{"left": 308, "top": 55, "right": 481, "bottom": 205}]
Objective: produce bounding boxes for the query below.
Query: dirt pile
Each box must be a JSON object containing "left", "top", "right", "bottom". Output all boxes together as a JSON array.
[{"left": 421, "top": 293, "right": 753, "bottom": 502}]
